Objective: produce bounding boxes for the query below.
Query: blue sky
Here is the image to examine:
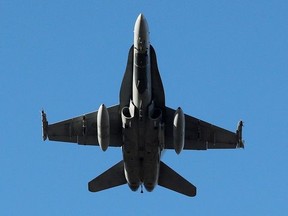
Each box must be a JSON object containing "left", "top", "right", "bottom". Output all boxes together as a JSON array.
[{"left": 1, "top": 1, "right": 288, "bottom": 215}]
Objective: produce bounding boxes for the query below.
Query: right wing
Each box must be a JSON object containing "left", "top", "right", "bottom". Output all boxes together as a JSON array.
[
  {"left": 42, "top": 105, "right": 122, "bottom": 147},
  {"left": 164, "top": 107, "right": 243, "bottom": 150}
]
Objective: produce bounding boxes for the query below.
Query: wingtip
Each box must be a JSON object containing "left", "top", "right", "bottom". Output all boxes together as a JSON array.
[
  {"left": 42, "top": 110, "right": 48, "bottom": 141},
  {"left": 236, "top": 120, "right": 244, "bottom": 148}
]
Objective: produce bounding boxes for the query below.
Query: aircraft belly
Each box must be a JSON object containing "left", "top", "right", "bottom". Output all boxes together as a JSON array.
[
  {"left": 122, "top": 122, "right": 141, "bottom": 191},
  {"left": 122, "top": 112, "right": 161, "bottom": 192},
  {"left": 132, "top": 71, "right": 151, "bottom": 109},
  {"left": 142, "top": 150, "right": 160, "bottom": 191}
]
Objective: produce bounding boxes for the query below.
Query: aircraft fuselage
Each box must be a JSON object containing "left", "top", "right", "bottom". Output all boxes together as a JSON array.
[{"left": 121, "top": 14, "right": 163, "bottom": 192}]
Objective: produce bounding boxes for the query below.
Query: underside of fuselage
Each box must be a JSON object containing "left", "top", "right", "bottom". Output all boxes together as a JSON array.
[{"left": 120, "top": 43, "right": 165, "bottom": 192}]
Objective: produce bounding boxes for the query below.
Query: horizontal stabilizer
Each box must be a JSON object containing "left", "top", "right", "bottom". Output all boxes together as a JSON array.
[
  {"left": 88, "top": 160, "right": 127, "bottom": 192},
  {"left": 158, "top": 161, "right": 196, "bottom": 197}
]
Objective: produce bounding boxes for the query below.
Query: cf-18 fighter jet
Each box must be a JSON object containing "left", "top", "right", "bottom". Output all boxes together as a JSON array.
[{"left": 42, "top": 14, "right": 244, "bottom": 197}]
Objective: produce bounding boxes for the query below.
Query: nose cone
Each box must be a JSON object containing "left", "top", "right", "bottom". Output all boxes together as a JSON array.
[
  {"left": 134, "top": 13, "right": 150, "bottom": 51},
  {"left": 134, "top": 14, "right": 149, "bottom": 33}
]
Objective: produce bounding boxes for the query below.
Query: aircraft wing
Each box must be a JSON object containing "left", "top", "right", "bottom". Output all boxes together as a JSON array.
[
  {"left": 164, "top": 107, "right": 243, "bottom": 150},
  {"left": 42, "top": 105, "right": 122, "bottom": 147}
]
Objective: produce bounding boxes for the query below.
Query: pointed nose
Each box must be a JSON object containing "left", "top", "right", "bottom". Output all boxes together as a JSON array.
[
  {"left": 134, "top": 13, "right": 149, "bottom": 34},
  {"left": 138, "top": 13, "right": 145, "bottom": 21},
  {"left": 137, "top": 13, "right": 146, "bottom": 25},
  {"left": 134, "top": 13, "right": 150, "bottom": 51}
]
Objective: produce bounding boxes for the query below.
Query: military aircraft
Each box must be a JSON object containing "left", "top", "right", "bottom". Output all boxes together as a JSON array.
[{"left": 42, "top": 14, "right": 244, "bottom": 197}]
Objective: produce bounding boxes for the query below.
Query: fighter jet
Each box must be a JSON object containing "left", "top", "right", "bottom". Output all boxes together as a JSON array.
[{"left": 42, "top": 14, "right": 244, "bottom": 197}]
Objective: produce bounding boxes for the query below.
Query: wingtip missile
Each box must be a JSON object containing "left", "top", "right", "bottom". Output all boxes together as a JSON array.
[
  {"left": 42, "top": 110, "right": 48, "bottom": 141},
  {"left": 236, "top": 120, "right": 244, "bottom": 148}
]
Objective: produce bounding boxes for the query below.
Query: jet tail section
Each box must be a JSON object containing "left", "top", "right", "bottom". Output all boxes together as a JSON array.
[
  {"left": 88, "top": 160, "right": 126, "bottom": 192},
  {"left": 158, "top": 161, "right": 196, "bottom": 197}
]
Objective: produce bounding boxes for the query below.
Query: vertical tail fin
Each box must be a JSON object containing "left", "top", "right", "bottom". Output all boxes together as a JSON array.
[
  {"left": 88, "top": 160, "right": 127, "bottom": 192},
  {"left": 158, "top": 161, "right": 196, "bottom": 197}
]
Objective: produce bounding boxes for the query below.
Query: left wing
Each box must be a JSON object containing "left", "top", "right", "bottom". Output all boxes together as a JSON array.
[
  {"left": 42, "top": 105, "right": 122, "bottom": 147},
  {"left": 164, "top": 107, "right": 244, "bottom": 150}
]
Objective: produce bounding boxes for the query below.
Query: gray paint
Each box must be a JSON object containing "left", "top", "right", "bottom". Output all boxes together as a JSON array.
[{"left": 42, "top": 14, "right": 243, "bottom": 197}]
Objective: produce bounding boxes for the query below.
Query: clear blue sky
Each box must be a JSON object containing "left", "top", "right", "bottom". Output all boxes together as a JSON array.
[{"left": 1, "top": 1, "right": 288, "bottom": 215}]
